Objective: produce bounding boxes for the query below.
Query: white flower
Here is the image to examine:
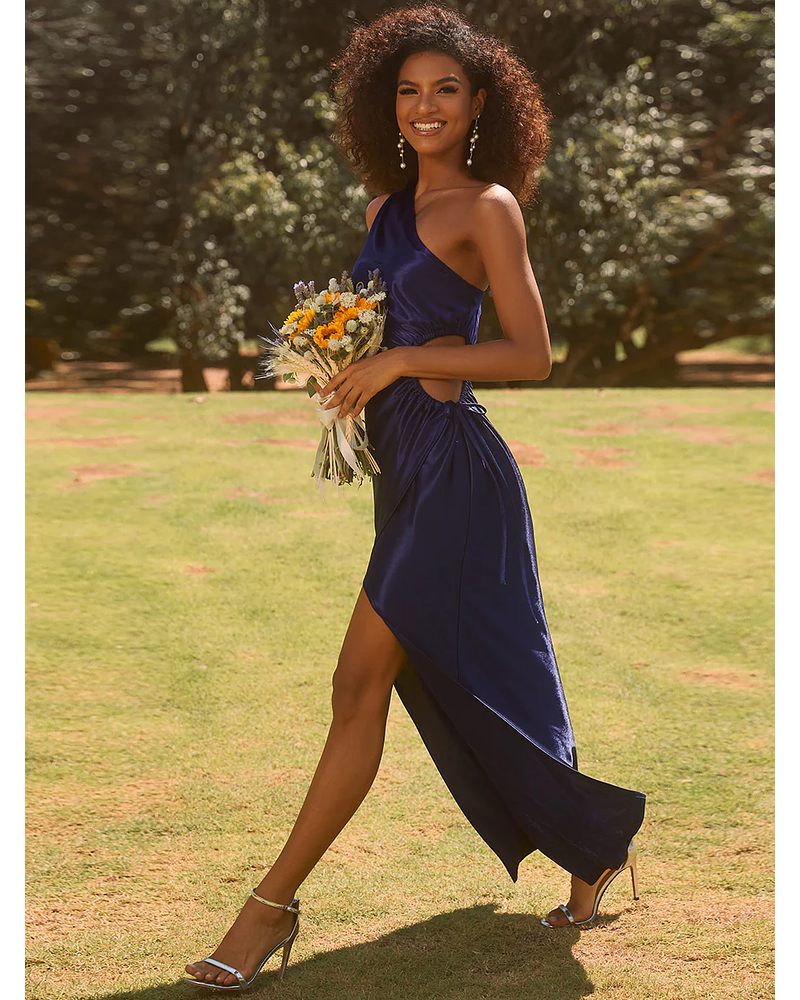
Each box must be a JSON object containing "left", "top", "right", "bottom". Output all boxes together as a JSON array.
[
  {"left": 303, "top": 350, "right": 314, "bottom": 360},
  {"left": 328, "top": 278, "right": 339, "bottom": 292},
  {"left": 280, "top": 323, "right": 297, "bottom": 335},
  {"left": 314, "top": 293, "right": 327, "bottom": 307},
  {"left": 358, "top": 309, "right": 375, "bottom": 325},
  {"left": 345, "top": 319, "right": 358, "bottom": 333},
  {"left": 340, "top": 334, "right": 352, "bottom": 346},
  {"left": 367, "top": 280, "right": 374, "bottom": 289},
  {"left": 293, "top": 335, "right": 309, "bottom": 347},
  {"left": 328, "top": 338, "right": 342, "bottom": 353},
  {"left": 367, "top": 291, "right": 386, "bottom": 303},
  {"left": 339, "top": 292, "right": 357, "bottom": 308}
]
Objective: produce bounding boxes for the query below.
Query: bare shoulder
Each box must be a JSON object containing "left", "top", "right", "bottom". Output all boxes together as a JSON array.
[
  {"left": 366, "top": 193, "right": 392, "bottom": 231},
  {"left": 471, "top": 182, "right": 524, "bottom": 227}
]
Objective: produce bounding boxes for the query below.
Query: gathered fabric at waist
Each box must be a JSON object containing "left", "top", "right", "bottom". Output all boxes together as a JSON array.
[{"left": 370, "top": 371, "right": 487, "bottom": 418}]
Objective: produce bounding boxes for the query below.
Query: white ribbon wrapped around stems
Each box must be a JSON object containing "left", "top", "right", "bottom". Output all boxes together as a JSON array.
[{"left": 311, "top": 390, "right": 381, "bottom": 495}]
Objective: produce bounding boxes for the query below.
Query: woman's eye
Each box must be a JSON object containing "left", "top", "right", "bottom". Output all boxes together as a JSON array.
[{"left": 397, "top": 86, "right": 459, "bottom": 95}]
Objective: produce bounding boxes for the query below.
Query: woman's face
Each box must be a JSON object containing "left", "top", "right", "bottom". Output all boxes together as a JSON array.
[{"left": 396, "top": 50, "right": 485, "bottom": 162}]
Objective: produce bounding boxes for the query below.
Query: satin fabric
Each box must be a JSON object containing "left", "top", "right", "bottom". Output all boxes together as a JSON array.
[{"left": 350, "top": 176, "right": 645, "bottom": 884}]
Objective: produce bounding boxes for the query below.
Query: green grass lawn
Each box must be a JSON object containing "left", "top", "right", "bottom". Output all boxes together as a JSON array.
[{"left": 26, "top": 386, "right": 774, "bottom": 1000}]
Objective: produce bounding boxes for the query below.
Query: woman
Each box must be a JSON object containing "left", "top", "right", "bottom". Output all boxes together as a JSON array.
[{"left": 186, "top": 4, "right": 645, "bottom": 991}]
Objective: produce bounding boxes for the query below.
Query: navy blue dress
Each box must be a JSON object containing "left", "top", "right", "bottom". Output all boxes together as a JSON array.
[{"left": 351, "top": 176, "right": 645, "bottom": 885}]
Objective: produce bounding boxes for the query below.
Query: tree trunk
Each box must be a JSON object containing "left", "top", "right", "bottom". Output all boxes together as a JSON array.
[
  {"left": 226, "top": 344, "right": 246, "bottom": 390},
  {"left": 180, "top": 348, "right": 208, "bottom": 392}
]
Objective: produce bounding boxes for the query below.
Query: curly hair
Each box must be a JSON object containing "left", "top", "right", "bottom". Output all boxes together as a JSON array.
[{"left": 328, "top": 2, "right": 552, "bottom": 207}]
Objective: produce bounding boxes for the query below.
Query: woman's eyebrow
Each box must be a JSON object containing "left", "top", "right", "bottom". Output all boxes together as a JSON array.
[{"left": 397, "top": 75, "right": 462, "bottom": 86}]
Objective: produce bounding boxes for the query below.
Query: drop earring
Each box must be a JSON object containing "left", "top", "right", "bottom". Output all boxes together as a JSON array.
[
  {"left": 466, "top": 113, "right": 480, "bottom": 166},
  {"left": 398, "top": 129, "right": 406, "bottom": 170}
]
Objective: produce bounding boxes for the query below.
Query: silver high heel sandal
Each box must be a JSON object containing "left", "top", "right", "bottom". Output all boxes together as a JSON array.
[
  {"left": 541, "top": 841, "right": 640, "bottom": 928},
  {"left": 185, "top": 890, "right": 301, "bottom": 990}
]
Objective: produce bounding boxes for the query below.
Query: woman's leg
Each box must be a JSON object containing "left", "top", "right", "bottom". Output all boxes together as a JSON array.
[{"left": 186, "top": 586, "right": 409, "bottom": 986}]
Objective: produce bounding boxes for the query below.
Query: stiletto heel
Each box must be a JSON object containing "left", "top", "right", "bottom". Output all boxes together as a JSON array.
[
  {"left": 541, "top": 840, "right": 641, "bottom": 928},
  {"left": 185, "top": 890, "right": 301, "bottom": 991},
  {"left": 278, "top": 931, "right": 297, "bottom": 981},
  {"left": 630, "top": 854, "right": 640, "bottom": 900}
]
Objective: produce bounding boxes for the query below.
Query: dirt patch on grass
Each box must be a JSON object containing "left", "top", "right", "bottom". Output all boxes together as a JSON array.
[
  {"left": 755, "top": 401, "right": 775, "bottom": 412},
  {"left": 507, "top": 441, "right": 547, "bottom": 466},
  {"left": 184, "top": 565, "right": 216, "bottom": 575},
  {"left": 26, "top": 406, "right": 84, "bottom": 420},
  {"left": 559, "top": 422, "right": 637, "bottom": 437},
  {"left": 572, "top": 446, "right": 635, "bottom": 469},
  {"left": 57, "top": 417, "right": 106, "bottom": 426},
  {"left": 222, "top": 410, "right": 317, "bottom": 426},
  {"left": 29, "top": 435, "right": 140, "bottom": 447},
  {"left": 746, "top": 469, "right": 774, "bottom": 484},
  {"left": 681, "top": 668, "right": 765, "bottom": 690},
  {"left": 254, "top": 437, "right": 318, "bottom": 450},
  {"left": 65, "top": 464, "right": 143, "bottom": 485}
]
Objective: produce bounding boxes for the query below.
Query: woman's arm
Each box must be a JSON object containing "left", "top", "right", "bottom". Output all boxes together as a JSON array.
[
  {"left": 320, "top": 185, "right": 551, "bottom": 418},
  {"left": 395, "top": 185, "right": 552, "bottom": 382}
]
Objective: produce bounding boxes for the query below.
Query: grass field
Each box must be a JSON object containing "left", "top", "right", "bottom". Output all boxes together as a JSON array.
[{"left": 26, "top": 386, "right": 774, "bottom": 1000}]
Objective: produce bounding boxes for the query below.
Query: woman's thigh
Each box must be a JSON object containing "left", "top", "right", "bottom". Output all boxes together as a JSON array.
[{"left": 331, "top": 586, "right": 409, "bottom": 716}]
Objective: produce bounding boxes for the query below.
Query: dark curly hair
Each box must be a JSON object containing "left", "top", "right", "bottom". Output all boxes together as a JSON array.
[{"left": 328, "top": 2, "right": 552, "bottom": 207}]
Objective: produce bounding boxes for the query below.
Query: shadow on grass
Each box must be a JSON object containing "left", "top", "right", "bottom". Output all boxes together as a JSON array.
[{"left": 83, "top": 904, "right": 610, "bottom": 1000}]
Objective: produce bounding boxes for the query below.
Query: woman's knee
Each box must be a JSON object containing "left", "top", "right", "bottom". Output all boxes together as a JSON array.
[{"left": 330, "top": 653, "right": 399, "bottom": 722}]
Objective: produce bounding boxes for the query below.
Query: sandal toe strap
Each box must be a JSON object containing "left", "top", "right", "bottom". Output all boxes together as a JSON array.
[
  {"left": 198, "top": 957, "right": 247, "bottom": 987},
  {"left": 558, "top": 903, "right": 576, "bottom": 924}
]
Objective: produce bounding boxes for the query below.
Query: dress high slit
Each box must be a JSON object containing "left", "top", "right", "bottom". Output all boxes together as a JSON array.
[{"left": 350, "top": 176, "right": 645, "bottom": 885}]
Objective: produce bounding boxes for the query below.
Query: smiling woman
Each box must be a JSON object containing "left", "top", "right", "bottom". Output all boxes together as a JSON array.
[{"left": 183, "top": 4, "right": 646, "bottom": 992}]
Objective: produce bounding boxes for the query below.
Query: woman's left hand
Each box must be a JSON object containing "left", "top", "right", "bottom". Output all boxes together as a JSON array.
[{"left": 318, "top": 350, "right": 406, "bottom": 419}]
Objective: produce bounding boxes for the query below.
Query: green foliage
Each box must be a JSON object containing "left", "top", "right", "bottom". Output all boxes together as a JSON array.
[
  {"left": 26, "top": 0, "right": 174, "bottom": 355},
  {"left": 508, "top": 0, "right": 775, "bottom": 384},
  {"left": 26, "top": 0, "right": 773, "bottom": 386}
]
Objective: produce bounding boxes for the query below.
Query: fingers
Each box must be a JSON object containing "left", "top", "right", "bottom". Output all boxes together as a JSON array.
[
  {"left": 323, "top": 379, "right": 360, "bottom": 415},
  {"left": 337, "top": 384, "right": 365, "bottom": 420},
  {"left": 320, "top": 363, "right": 355, "bottom": 398},
  {"left": 319, "top": 364, "right": 372, "bottom": 418},
  {"left": 318, "top": 368, "right": 340, "bottom": 393}
]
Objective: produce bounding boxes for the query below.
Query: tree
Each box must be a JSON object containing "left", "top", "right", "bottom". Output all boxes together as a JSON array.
[
  {"left": 481, "top": 0, "right": 774, "bottom": 385},
  {"left": 26, "top": 0, "right": 773, "bottom": 389}
]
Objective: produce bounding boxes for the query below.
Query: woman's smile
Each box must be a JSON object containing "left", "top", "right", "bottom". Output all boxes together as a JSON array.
[{"left": 410, "top": 119, "right": 446, "bottom": 135}]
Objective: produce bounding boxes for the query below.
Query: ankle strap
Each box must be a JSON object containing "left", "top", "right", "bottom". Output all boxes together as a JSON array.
[{"left": 251, "top": 889, "right": 300, "bottom": 914}]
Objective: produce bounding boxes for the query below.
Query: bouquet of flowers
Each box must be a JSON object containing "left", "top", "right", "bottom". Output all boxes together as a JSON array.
[{"left": 257, "top": 268, "right": 388, "bottom": 494}]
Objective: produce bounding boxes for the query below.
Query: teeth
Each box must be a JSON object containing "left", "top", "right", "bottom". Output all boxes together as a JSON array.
[{"left": 413, "top": 121, "right": 444, "bottom": 132}]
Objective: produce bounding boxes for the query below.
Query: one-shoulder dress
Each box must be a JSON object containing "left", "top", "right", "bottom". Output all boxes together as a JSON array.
[{"left": 350, "top": 176, "right": 645, "bottom": 885}]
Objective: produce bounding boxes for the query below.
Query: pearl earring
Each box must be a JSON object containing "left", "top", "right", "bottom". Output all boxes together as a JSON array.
[
  {"left": 398, "top": 129, "right": 406, "bottom": 170},
  {"left": 467, "top": 115, "right": 480, "bottom": 167},
  {"left": 466, "top": 113, "right": 480, "bottom": 166}
]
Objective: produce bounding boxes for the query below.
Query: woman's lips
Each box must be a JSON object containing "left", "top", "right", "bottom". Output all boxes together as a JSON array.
[{"left": 410, "top": 121, "right": 446, "bottom": 136}]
